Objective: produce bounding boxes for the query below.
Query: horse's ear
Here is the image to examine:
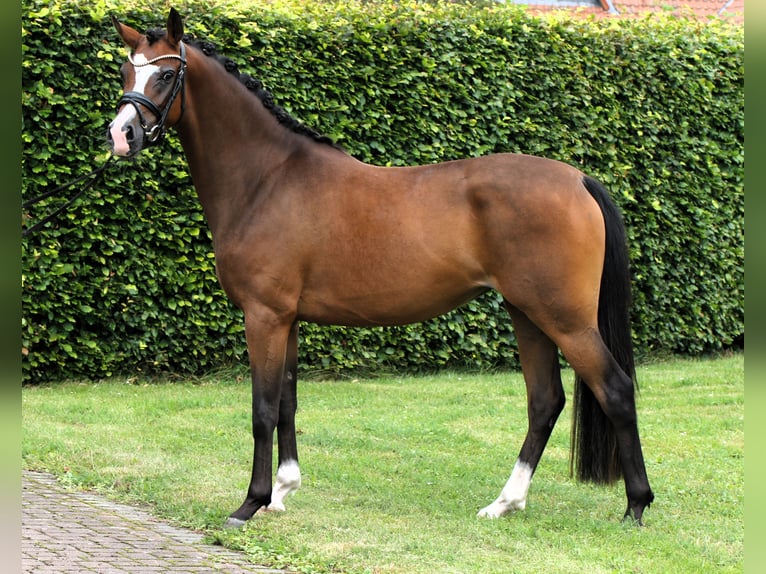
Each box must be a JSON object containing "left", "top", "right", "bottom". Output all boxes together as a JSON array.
[
  {"left": 167, "top": 8, "right": 184, "bottom": 45},
  {"left": 111, "top": 15, "right": 141, "bottom": 50}
]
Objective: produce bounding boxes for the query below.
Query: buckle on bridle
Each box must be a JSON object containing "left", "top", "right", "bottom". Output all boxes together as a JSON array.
[{"left": 147, "top": 123, "right": 164, "bottom": 143}]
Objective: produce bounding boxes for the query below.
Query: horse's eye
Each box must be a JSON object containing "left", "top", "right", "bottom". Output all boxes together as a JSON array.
[{"left": 162, "top": 70, "right": 175, "bottom": 82}]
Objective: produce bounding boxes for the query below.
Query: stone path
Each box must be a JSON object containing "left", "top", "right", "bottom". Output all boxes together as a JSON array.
[{"left": 22, "top": 470, "right": 285, "bottom": 573}]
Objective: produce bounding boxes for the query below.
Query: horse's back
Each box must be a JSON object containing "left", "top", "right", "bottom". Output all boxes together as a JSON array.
[{"left": 288, "top": 152, "right": 605, "bottom": 327}]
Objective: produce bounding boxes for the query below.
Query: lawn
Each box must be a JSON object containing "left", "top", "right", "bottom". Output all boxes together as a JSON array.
[{"left": 22, "top": 354, "right": 743, "bottom": 573}]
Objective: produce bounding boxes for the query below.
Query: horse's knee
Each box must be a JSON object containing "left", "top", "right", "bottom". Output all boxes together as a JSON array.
[{"left": 252, "top": 401, "right": 279, "bottom": 437}]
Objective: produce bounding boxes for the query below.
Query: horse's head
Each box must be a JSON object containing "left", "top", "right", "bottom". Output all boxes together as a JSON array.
[{"left": 108, "top": 8, "right": 187, "bottom": 157}]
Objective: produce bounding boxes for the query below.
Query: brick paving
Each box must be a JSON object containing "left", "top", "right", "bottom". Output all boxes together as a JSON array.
[{"left": 22, "top": 470, "right": 285, "bottom": 573}]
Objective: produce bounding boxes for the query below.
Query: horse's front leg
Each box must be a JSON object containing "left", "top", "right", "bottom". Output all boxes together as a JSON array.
[
  {"left": 267, "top": 321, "right": 302, "bottom": 512},
  {"left": 225, "top": 309, "right": 294, "bottom": 528}
]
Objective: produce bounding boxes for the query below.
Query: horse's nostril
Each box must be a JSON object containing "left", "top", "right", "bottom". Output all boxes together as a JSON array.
[{"left": 124, "top": 125, "right": 135, "bottom": 143}]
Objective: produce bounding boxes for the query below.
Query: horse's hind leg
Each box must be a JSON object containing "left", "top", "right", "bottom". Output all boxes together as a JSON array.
[
  {"left": 479, "top": 304, "right": 565, "bottom": 518},
  {"left": 556, "top": 329, "right": 654, "bottom": 523},
  {"left": 267, "top": 321, "right": 302, "bottom": 512}
]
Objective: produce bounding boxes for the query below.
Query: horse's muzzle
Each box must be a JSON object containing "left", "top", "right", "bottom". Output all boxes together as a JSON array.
[{"left": 107, "top": 109, "right": 144, "bottom": 158}]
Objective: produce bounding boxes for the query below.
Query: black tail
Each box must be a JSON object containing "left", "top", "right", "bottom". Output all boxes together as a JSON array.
[{"left": 570, "top": 176, "right": 637, "bottom": 484}]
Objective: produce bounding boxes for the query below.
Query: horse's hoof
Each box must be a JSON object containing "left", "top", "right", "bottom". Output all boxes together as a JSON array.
[
  {"left": 222, "top": 516, "right": 248, "bottom": 529},
  {"left": 622, "top": 508, "right": 645, "bottom": 527}
]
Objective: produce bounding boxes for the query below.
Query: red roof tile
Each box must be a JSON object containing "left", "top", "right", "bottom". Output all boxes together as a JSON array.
[{"left": 523, "top": 0, "right": 744, "bottom": 24}]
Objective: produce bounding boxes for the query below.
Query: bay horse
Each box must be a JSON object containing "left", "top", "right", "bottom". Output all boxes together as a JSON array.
[{"left": 108, "top": 8, "right": 653, "bottom": 527}]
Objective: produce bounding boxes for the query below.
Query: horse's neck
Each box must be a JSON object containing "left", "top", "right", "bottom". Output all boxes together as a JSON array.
[{"left": 176, "top": 60, "right": 306, "bottom": 238}]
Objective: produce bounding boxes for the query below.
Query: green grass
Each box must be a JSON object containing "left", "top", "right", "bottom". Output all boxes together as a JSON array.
[{"left": 22, "top": 354, "right": 743, "bottom": 573}]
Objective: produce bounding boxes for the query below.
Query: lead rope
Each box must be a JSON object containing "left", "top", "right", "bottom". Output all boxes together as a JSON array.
[{"left": 22, "top": 155, "right": 116, "bottom": 237}]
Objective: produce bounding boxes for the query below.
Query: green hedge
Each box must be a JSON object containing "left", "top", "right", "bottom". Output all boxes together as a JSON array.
[{"left": 21, "top": 0, "right": 744, "bottom": 383}]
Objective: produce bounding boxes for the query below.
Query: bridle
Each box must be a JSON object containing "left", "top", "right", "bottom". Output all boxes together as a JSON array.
[{"left": 117, "top": 42, "right": 187, "bottom": 146}]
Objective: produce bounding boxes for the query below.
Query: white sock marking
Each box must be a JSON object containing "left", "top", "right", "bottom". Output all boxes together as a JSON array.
[
  {"left": 267, "top": 460, "right": 301, "bottom": 512},
  {"left": 478, "top": 459, "right": 533, "bottom": 518}
]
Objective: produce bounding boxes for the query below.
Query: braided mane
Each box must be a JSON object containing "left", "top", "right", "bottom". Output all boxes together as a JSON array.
[{"left": 146, "top": 28, "right": 341, "bottom": 149}]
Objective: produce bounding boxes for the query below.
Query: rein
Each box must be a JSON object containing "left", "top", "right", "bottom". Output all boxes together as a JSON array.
[
  {"left": 117, "top": 42, "right": 187, "bottom": 146},
  {"left": 22, "top": 155, "right": 116, "bottom": 237}
]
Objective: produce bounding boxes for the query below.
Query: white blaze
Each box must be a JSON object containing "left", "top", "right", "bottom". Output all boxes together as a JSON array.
[
  {"left": 130, "top": 55, "right": 161, "bottom": 94},
  {"left": 477, "top": 459, "right": 534, "bottom": 519},
  {"left": 109, "top": 54, "right": 161, "bottom": 156}
]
